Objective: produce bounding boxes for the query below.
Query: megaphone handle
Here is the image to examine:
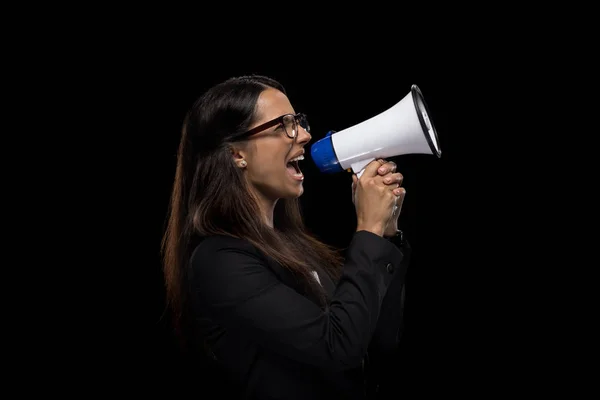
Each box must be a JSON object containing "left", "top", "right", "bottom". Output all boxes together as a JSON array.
[{"left": 351, "top": 158, "right": 375, "bottom": 179}]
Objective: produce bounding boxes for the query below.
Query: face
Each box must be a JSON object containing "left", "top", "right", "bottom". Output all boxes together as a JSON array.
[{"left": 233, "top": 88, "right": 311, "bottom": 204}]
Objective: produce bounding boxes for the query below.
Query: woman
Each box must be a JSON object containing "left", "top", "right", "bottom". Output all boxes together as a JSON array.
[{"left": 161, "top": 74, "right": 411, "bottom": 399}]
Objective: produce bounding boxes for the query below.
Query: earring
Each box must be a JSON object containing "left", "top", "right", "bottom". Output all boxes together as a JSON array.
[{"left": 240, "top": 160, "right": 247, "bottom": 168}]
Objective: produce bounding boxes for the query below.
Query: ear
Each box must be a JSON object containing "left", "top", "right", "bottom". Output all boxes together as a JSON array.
[
  {"left": 229, "top": 144, "right": 245, "bottom": 160},
  {"left": 229, "top": 145, "right": 248, "bottom": 168}
]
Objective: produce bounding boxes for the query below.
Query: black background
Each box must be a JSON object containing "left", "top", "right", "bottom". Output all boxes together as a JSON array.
[{"left": 12, "top": 9, "right": 587, "bottom": 396}]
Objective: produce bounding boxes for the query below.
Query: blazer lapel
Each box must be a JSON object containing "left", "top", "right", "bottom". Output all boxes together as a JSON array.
[
  {"left": 313, "top": 265, "right": 336, "bottom": 298},
  {"left": 263, "top": 257, "right": 335, "bottom": 307}
]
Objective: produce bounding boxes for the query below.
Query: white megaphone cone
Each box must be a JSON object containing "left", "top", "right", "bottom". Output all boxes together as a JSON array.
[{"left": 310, "top": 84, "right": 441, "bottom": 178}]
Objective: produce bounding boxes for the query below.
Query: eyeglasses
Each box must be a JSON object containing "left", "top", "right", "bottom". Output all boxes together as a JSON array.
[{"left": 237, "top": 113, "right": 310, "bottom": 140}]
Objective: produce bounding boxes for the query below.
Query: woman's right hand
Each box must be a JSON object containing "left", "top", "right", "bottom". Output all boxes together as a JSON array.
[{"left": 352, "top": 159, "right": 404, "bottom": 237}]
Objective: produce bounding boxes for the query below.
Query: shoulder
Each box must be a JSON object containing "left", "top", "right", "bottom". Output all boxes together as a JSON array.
[
  {"left": 189, "top": 235, "right": 268, "bottom": 276},
  {"left": 192, "top": 234, "right": 255, "bottom": 252},
  {"left": 188, "top": 235, "right": 278, "bottom": 301},
  {"left": 191, "top": 235, "right": 262, "bottom": 262}
]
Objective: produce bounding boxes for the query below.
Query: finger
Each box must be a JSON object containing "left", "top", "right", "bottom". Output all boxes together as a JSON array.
[
  {"left": 352, "top": 174, "right": 358, "bottom": 187},
  {"left": 362, "top": 159, "right": 388, "bottom": 178},
  {"left": 393, "top": 187, "right": 406, "bottom": 197},
  {"left": 377, "top": 160, "right": 397, "bottom": 175},
  {"left": 397, "top": 190, "right": 406, "bottom": 211},
  {"left": 393, "top": 191, "right": 405, "bottom": 215},
  {"left": 382, "top": 172, "right": 404, "bottom": 186}
]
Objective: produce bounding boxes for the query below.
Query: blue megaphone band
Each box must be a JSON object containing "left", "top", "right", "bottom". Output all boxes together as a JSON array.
[{"left": 310, "top": 130, "right": 344, "bottom": 174}]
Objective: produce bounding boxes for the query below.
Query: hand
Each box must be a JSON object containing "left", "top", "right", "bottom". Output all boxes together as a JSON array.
[
  {"left": 376, "top": 160, "right": 406, "bottom": 237},
  {"left": 351, "top": 159, "right": 405, "bottom": 237}
]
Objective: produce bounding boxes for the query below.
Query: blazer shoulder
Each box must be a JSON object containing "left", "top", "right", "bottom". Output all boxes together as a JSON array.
[
  {"left": 190, "top": 235, "right": 263, "bottom": 265},
  {"left": 194, "top": 234, "right": 253, "bottom": 249}
]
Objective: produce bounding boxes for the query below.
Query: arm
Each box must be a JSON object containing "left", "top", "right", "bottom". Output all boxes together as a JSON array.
[
  {"left": 368, "top": 230, "right": 411, "bottom": 355},
  {"left": 190, "top": 230, "right": 405, "bottom": 371},
  {"left": 364, "top": 232, "right": 411, "bottom": 398}
]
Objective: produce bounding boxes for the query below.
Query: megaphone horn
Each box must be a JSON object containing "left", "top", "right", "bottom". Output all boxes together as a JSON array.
[{"left": 310, "top": 84, "right": 441, "bottom": 178}]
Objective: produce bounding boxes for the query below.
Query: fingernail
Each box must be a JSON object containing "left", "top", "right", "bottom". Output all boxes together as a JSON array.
[{"left": 379, "top": 167, "right": 385, "bottom": 173}]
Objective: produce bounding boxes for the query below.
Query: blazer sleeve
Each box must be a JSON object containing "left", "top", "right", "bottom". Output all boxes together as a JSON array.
[
  {"left": 367, "top": 233, "right": 411, "bottom": 356},
  {"left": 190, "top": 230, "right": 405, "bottom": 371}
]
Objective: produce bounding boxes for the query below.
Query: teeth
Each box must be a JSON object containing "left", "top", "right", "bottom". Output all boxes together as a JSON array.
[{"left": 289, "top": 155, "right": 304, "bottom": 162}]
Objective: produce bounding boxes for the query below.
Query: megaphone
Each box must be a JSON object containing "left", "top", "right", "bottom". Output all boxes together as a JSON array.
[{"left": 310, "top": 84, "right": 441, "bottom": 178}]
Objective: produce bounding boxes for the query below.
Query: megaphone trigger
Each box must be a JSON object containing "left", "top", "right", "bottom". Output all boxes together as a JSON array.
[{"left": 351, "top": 158, "right": 375, "bottom": 179}]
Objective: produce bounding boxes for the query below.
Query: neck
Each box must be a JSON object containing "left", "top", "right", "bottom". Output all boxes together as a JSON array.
[{"left": 254, "top": 191, "right": 278, "bottom": 229}]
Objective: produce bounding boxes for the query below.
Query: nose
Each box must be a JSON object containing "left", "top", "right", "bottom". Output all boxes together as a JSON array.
[{"left": 296, "top": 125, "right": 311, "bottom": 145}]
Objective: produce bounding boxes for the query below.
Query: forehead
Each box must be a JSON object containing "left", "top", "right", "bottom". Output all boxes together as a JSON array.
[{"left": 254, "top": 88, "right": 295, "bottom": 122}]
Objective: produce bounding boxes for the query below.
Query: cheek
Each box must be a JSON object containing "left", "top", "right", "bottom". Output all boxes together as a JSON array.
[
  {"left": 254, "top": 143, "right": 286, "bottom": 173},
  {"left": 260, "top": 154, "right": 283, "bottom": 175},
  {"left": 248, "top": 150, "right": 284, "bottom": 180}
]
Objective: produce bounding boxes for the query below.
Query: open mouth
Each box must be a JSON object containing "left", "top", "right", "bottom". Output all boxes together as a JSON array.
[{"left": 286, "top": 155, "right": 304, "bottom": 180}]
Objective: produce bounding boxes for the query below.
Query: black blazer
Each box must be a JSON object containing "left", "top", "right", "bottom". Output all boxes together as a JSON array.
[{"left": 188, "top": 230, "right": 410, "bottom": 399}]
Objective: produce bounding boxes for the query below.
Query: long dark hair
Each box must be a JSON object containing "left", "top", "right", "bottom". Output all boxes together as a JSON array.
[{"left": 161, "top": 75, "right": 343, "bottom": 346}]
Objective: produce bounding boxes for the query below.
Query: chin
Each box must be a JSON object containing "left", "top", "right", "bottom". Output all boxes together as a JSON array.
[{"left": 283, "top": 187, "right": 303, "bottom": 199}]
